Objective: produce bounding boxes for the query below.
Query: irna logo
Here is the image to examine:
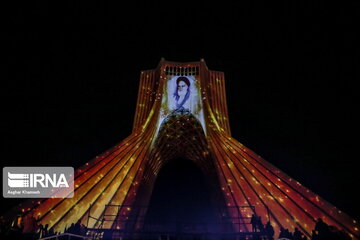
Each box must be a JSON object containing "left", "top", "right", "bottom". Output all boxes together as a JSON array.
[
  {"left": 3, "top": 167, "right": 74, "bottom": 198},
  {"left": 8, "top": 172, "right": 69, "bottom": 188}
]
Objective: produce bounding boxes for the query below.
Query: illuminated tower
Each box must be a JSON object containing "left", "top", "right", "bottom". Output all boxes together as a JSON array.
[{"left": 21, "top": 59, "right": 359, "bottom": 239}]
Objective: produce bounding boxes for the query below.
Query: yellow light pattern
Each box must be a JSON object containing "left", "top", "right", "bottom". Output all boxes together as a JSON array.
[{"left": 18, "top": 60, "right": 359, "bottom": 240}]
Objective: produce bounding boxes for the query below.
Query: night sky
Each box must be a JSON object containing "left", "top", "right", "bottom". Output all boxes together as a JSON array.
[{"left": 2, "top": 1, "right": 359, "bottom": 222}]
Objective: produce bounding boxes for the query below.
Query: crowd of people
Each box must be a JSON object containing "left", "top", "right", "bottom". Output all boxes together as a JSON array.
[
  {"left": 250, "top": 214, "right": 353, "bottom": 240},
  {"left": 250, "top": 214, "right": 275, "bottom": 239},
  {"left": 311, "top": 218, "right": 352, "bottom": 240},
  {"left": 0, "top": 211, "right": 357, "bottom": 240},
  {"left": 0, "top": 212, "right": 87, "bottom": 240}
]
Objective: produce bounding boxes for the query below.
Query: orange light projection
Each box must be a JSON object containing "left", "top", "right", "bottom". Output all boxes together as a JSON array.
[{"left": 21, "top": 59, "right": 359, "bottom": 239}]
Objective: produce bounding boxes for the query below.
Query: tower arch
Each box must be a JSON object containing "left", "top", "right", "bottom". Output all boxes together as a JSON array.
[{"left": 18, "top": 59, "right": 359, "bottom": 239}]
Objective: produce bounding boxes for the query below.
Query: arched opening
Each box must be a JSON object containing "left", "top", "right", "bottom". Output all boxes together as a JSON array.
[{"left": 144, "top": 158, "right": 220, "bottom": 230}]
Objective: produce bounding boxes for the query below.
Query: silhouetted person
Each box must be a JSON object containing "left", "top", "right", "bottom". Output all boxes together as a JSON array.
[
  {"left": 48, "top": 227, "right": 55, "bottom": 236},
  {"left": 250, "top": 214, "right": 257, "bottom": 232},
  {"left": 257, "top": 216, "right": 264, "bottom": 232},
  {"left": 315, "top": 218, "right": 331, "bottom": 240},
  {"left": 279, "top": 227, "right": 286, "bottom": 238},
  {"left": 286, "top": 228, "right": 293, "bottom": 239},
  {"left": 68, "top": 223, "right": 75, "bottom": 234},
  {"left": 293, "top": 227, "right": 302, "bottom": 240},
  {"left": 37, "top": 224, "right": 45, "bottom": 239},
  {"left": 44, "top": 224, "right": 49, "bottom": 237},
  {"left": 80, "top": 223, "right": 87, "bottom": 235},
  {"left": 311, "top": 229, "right": 319, "bottom": 240},
  {"left": 279, "top": 227, "right": 293, "bottom": 239},
  {"left": 315, "top": 218, "right": 329, "bottom": 232},
  {"left": 74, "top": 220, "right": 81, "bottom": 234},
  {"left": 265, "top": 221, "right": 274, "bottom": 240}
]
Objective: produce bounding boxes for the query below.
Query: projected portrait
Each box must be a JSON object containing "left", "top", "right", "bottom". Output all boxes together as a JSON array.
[
  {"left": 173, "top": 76, "right": 191, "bottom": 111},
  {"left": 155, "top": 74, "right": 206, "bottom": 135},
  {"left": 166, "top": 76, "right": 200, "bottom": 115}
]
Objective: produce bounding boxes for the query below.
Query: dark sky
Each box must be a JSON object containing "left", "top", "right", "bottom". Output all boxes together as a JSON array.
[{"left": 2, "top": 1, "right": 359, "bottom": 221}]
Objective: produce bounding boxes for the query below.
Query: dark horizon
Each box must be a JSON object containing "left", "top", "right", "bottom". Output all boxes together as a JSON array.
[{"left": 2, "top": 0, "right": 359, "bottom": 223}]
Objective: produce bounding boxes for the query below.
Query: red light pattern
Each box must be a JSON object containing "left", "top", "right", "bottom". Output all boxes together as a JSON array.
[{"left": 19, "top": 60, "right": 358, "bottom": 239}]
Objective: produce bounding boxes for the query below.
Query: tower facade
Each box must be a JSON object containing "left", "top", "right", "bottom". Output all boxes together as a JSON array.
[{"left": 23, "top": 60, "right": 358, "bottom": 239}]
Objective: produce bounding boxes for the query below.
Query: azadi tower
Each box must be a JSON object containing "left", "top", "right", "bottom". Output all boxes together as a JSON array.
[{"left": 20, "top": 59, "right": 358, "bottom": 239}]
